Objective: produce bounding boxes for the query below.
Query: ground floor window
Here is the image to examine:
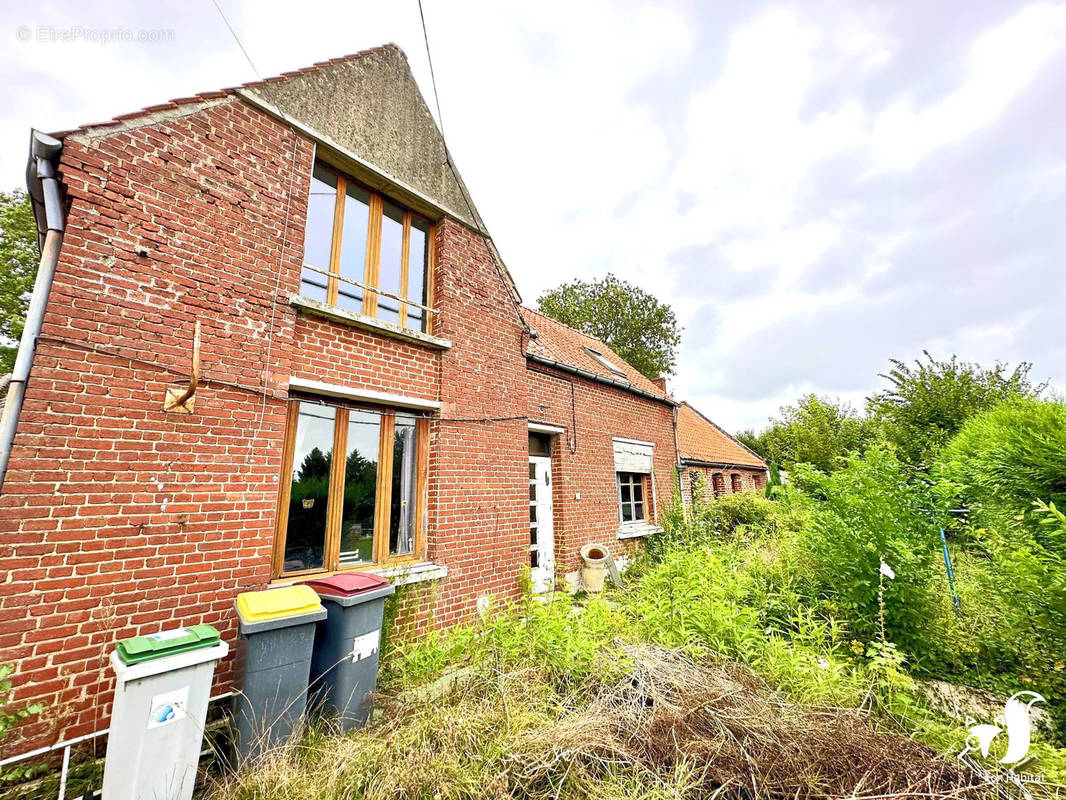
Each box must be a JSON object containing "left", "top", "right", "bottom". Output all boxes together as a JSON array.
[
  {"left": 712, "top": 472, "right": 725, "bottom": 497},
  {"left": 731, "top": 473, "right": 743, "bottom": 492},
  {"left": 272, "top": 399, "right": 429, "bottom": 578},
  {"left": 617, "top": 471, "right": 648, "bottom": 523}
]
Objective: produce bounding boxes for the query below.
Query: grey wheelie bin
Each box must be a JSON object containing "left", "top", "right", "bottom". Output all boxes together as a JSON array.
[
  {"left": 233, "top": 585, "right": 325, "bottom": 764},
  {"left": 301, "top": 573, "right": 394, "bottom": 730},
  {"left": 102, "top": 624, "right": 228, "bottom": 800}
]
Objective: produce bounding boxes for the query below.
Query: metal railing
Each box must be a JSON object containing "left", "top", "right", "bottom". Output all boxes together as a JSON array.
[{"left": 301, "top": 263, "right": 437, "bottom": 317}]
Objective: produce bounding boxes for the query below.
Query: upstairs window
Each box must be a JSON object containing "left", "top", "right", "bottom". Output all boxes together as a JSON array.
[
  {"left": 301, "top": 161, "right": 434, "bottom": 332},
  {"left": 272, "top": 399, "right": 428, "bottom": 578}
]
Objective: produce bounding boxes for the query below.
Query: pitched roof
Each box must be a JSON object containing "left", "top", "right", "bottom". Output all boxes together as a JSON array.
[
  {"left": 677, "top": 402, "right": 767, "bottom": 469},
  {"left": 47, "top": 44, "right": 521, "bottom": 303},
  {"left": 521, "top": 307, "right": 672, "bottom": 403},
  {"left": 52, "top": 44, "right": 398, "bottom": 138}
]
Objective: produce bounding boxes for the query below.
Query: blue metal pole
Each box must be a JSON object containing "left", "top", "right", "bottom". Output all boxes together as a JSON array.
[{"left": 940, "top": 528, "right": 962, "bottom": 613}]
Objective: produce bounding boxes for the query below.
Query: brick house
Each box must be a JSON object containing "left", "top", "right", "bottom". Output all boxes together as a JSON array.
[
  {"left": 677, "top": 402, "right": 768, "bottom": 508},
  {"left": 0, "top": 45, "right": 683, "bottom": 755}
]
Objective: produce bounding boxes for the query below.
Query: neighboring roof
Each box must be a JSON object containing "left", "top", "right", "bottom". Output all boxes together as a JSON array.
[
  {"left": 47, "top": 44, "right": 520, "bottom": 302},
  {"left": 521, "top": 307, "right": 673, "bottom": 404},
  {"left": 677, "top": 402, "right": 767, "bottom": 469}
]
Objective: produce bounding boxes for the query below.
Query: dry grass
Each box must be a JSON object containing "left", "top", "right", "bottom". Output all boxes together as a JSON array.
[{"left": 202, "top": 645, "right": 1028, "bottom": 800}]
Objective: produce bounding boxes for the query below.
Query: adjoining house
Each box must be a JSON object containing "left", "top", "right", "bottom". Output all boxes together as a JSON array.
[
  {"left": 677, "top": 402, "right": 769, "bottom": 508},
  {"left": 0, "top": 45, "right": 701, "bottom": 756},
  {"left": 522, "top": 307, "right": 676, "bottom": 590}
]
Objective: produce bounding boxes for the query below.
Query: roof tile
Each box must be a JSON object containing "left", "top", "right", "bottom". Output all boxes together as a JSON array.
[
  {"left": 677, "top": 402, "right": 766, "bottom": 468},
  {"left": 522, "top": 306, "right": 669, "bottom": 400}
]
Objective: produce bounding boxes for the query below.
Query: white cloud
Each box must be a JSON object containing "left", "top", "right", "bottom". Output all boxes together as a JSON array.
[
  {"left": 1, "top": 0, "right": 1064, "bottom": 433},
  {"left": 869, "top": 2, "right": 1066, "bottom": 172}
]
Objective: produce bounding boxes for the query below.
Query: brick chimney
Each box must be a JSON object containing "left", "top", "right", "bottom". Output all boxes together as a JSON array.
[{"left": 652, "top": 376, "right": 667, "bottom": 393}]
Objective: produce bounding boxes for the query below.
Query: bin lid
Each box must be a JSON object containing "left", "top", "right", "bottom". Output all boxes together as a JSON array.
[
  {"left": 115, "top": 624, "right": 220, "bottom": 665},
  {"left": 301, "top": 572, "right": 391, "bottom": 598},
  {"left": 235, "top": 584, "right": 323, "bottom": 624}
]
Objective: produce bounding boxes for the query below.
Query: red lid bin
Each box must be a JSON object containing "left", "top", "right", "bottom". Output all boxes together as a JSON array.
[{"left": 301, "top": 572, "right": 391, "bottom": 598}]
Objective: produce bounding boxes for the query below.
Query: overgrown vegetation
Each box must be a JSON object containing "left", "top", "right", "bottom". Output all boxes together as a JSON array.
[
  {"left": 207, "top": 412, "right": 1066, "bottom": 797},
  {"left": 202, "top": 350, "right": 1066, "bottom": 798},
  {"left": 0, "top": 664, "right": 45, "bottom": 783}
]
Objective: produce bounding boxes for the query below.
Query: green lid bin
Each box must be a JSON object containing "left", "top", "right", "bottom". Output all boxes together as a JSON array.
[
  {"left": 102, "top": 624, "right": 229, "bottom": 800},
  {"left": 115, "top": 624, "right": 221, "bottom": 665}
]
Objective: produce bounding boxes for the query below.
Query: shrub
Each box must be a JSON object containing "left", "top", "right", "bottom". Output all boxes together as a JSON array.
[
  {"left": 704, "top": 491, "right": 780, "bottom": 539},
  {"left": 936, "top": 397, "right": 1066, "bottom": 549},
  {"left": 791, "top": 447, "right": 941, "bottom": 654}
]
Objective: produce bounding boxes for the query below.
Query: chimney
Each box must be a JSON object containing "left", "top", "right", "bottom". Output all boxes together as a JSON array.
[{"left": 652, "top": 376, "right": 667, "bottom": 393}]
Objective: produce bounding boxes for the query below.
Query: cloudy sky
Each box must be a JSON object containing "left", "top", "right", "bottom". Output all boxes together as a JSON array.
[{"left": 3, "top": 1, "right": 1065, "bottom": 432}]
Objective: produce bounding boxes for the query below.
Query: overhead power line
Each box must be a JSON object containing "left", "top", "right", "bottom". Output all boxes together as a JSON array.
[{"left": 210, "top": 0, "right": 263, "bottom": 80}]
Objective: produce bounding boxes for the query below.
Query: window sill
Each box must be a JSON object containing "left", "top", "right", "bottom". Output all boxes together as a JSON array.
[
  {"left": 373, "top": 561, "right": 448, "bottom": 586},
  {"left": 290, "top": 294, "right": 452, "bottom": 350},
  {"left": 272, "top": 561, "right": 448, "bottom": 589},
  {"left": 617, "top": 524, "right": 662, "bottom": 540}
]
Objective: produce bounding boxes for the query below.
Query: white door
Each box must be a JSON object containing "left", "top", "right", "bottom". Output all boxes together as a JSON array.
[{"left": 528, "top": 456, "right": 555, "bottom": 593}]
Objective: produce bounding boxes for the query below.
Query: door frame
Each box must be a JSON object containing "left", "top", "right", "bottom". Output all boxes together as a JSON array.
[{"left": 528, "top": 454, "right": 555, "bottom": 593}]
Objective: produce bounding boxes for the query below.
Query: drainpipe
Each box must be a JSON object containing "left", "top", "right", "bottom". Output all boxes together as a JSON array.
[
  {"left": 672, "top": 403, "right": 688, "bottom": 521},
  {"left": 0, "top": 130, "right": 65, "bottom": 492}
]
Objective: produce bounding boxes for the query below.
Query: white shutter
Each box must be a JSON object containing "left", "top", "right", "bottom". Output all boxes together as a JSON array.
[{"left": 613, "top": 438, "right": 653, "bottom": 474}]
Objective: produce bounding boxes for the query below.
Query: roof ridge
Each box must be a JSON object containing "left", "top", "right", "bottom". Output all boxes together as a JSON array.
[{"left": 681, "top": 402, "right": 767, "bottom": 466}]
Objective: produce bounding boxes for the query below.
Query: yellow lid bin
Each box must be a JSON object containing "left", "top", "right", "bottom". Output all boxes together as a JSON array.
[
  {"left": 233, "top": 584, "right": 327, "bottom": 764},
  {"left": 236, "top": 584, "right": 323, "bottom": 626}
]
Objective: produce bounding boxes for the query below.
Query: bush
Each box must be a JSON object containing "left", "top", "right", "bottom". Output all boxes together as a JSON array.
[
  {"left": 704, "top": 491, "right": 781, "bottom": 539},
  {"left": 936, "top": 397, "right": 1066, "bottom": 548},
  {"left": 791, "top": 447, "right": 941, "bottom": 654}
]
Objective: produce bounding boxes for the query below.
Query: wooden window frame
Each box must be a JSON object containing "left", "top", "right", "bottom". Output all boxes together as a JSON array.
[
  {"left": 271, "top": 399, "right": 430, "bottom": 579},
  {"left": 305, "top": 161, "right": 436, "bottom": 334}
]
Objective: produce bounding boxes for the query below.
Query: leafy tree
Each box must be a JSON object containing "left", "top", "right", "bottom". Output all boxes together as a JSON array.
[
  {"left": 0, "top": 190, "right": 38, "bottom": 373},
  {"left": 867, "top": 351, "right": 1044, "bottom": 470},
  {"left": 741, "top": 394, "right": 870, "bottom": 473},
  {"left": 536, "top": 273, "right": 681, "bottom": 379}
]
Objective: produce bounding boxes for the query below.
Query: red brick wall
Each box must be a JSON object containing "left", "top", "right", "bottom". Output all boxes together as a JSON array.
[
  {"left": 527, "top": 364, "right": 678, "bottom": 572},
  {"left": 0, "top": 99, "right": 531, "bottom": 753},
  {"left": 679, "top": 465, "right": 768, "bottom": 510},
  {"left": 0, "top": 99, "right": 310, "bottom": 751},
  {"left": 425, "top": 219, "right": 528, "bottom": 627}
]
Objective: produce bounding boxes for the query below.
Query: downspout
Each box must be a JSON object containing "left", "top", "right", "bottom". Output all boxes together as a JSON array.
[
  {"left": 672, "top": 403, "right": 689, "bottom": 521},
  {"left": 0, "top": 130, "right": 65, "bottom": 492}
]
